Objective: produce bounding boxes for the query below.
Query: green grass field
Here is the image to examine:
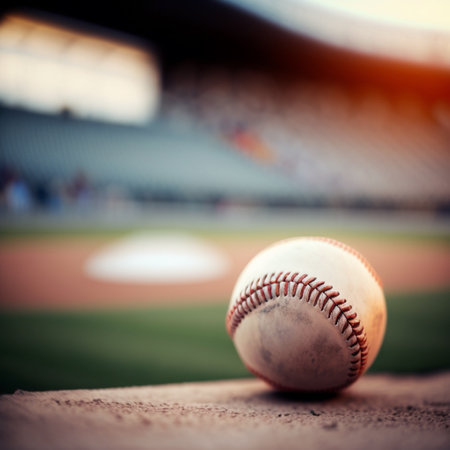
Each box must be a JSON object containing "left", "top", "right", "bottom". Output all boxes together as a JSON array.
[{"left": 1, "top": 289, "right": 449, "bottom": 394}]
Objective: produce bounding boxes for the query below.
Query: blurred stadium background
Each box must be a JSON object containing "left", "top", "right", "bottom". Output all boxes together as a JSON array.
[{"left": 0, "top": 0, "right": 449, "bottom": 393}]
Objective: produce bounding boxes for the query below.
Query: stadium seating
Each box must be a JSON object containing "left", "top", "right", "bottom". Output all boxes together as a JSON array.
[
  {"left": 1, "top": 66, "right": 449, "bottom": 211},
  {"left": 163, "top": 67, "right": 450, "bottom": 209},
  {"left": 0, "top": 106, "right": 300, "bottom": 206}
]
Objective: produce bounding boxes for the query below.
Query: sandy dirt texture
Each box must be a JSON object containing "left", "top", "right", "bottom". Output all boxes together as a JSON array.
[
  {"left": 1, "top": 373, "right": 449, "bottom": 450},
  {"left": 0, "top": 236, "right": 449, "bottom": 309}
]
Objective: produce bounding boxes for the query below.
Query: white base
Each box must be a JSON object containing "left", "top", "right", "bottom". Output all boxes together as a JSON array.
[{"left": 84, "top": 232, "right": 229, "bottom": 283}]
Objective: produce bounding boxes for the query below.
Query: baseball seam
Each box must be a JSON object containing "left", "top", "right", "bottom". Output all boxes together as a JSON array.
[{"left": 226, "top": 271, "right": 369, "bottom": 389}]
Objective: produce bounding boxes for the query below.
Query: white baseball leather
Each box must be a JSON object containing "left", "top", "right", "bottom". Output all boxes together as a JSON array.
[{"left": 226, "top": 237, "right": 386, "bottom": 392}]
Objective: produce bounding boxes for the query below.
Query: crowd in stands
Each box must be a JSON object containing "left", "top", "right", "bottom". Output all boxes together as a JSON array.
[
  {"left": 0, "top": 166, "right": 122, "bottom": 214},
  {"left": 162, "top": 65, "right": 450, "bottom": 211},
  {"left": 1, "top": 64, "right": 449, "bottom": 214}
]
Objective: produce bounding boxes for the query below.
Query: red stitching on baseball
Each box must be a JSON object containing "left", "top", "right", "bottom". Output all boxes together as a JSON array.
[{"left": 226, "top": 271, "right": 369, "bottom": 385}]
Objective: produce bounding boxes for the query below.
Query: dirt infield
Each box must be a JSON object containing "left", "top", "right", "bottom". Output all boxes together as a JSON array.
[
  {"left": 0, "top": 235, "right": 449, "bottom": 309},
  {"left": 1, "top": 373, "right": 449, "bottom": 449}
]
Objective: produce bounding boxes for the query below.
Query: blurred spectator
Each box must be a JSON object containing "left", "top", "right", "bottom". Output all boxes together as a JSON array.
[
  {"left": 66, "top": 171, "right": 94, "bottom": 209},
  {"left": 2, "top": 169, "right": 32, "bottom": 213}
]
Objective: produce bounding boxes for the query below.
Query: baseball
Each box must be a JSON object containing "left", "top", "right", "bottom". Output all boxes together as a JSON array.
[{"left": 226, "top": 237, "right": 387, "bottom": 392}]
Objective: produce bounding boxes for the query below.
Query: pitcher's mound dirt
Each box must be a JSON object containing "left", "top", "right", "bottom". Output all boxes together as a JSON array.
[{"left": 1, "top": 373, "right": 449, "bottom": 450}]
